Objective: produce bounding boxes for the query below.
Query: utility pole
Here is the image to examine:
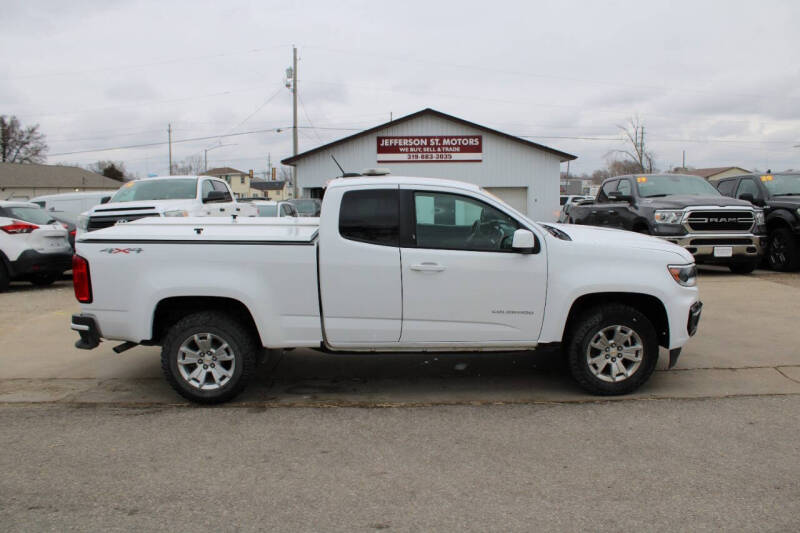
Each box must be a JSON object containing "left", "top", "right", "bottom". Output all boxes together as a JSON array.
[
  {"left": 168, "top": 123, "right": 173, "bottom": 175},
  {"left": 682, "top": 150, "right": 686, "bottom": 170},
  {"left": 292, "top": 46, "right": 299, "bottom": 198}
]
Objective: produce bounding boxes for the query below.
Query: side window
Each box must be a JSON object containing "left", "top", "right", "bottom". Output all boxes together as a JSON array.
[
  {"left": 281, "top": 204, "right": 295, "bottom": 217},
  {"left": 414, "top": 192, "right": 519, "bottom": 252},
  {"left": 716, "top": 179, "right": 736, "bottom": 197},
  {"left": 201, "top": 180, "right": 214, "bottom": 200},
  {"left": 616, "top": 179, "right": 632, "bottom": 195},
  {"left": 339, "top": 189, "right": 399, "bottom": 246},
  {"left": 736, "top": 178, "right": 761, "bottom": 200},
  {"left": 598, "top": 180, "right": 618, "bottom": 202},
  {"left": 212, "top": 180, "right": 233, "bottom": 201}
]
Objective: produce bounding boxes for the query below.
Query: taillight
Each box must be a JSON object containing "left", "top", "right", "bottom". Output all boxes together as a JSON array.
[
  {"left": 72, "top": 255, "right": 92, "bottom": 303},
  {"left": 70, "top": 230, "right": 76, "bottom": 237},
  {"left": 1, "top": 220, "right": 39, "bottom": 234}
]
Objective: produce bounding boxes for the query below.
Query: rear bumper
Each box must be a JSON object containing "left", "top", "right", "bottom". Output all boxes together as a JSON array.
[
  {"left": 660, "top": 233, "right": 765, "bottom": 263},
  {"left": 9, "top": 250, "right": 72, "bottom": 278},
  {"left": 71, "top": 314, "right": 101, "bottom": 350}
]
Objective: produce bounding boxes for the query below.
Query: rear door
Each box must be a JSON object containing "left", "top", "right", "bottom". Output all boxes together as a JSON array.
[
  {"left": 318, "top": 186, "right": 402, "bottom": 346},
  {"left": 399, "top": 187, "right": 547, "bottom": 345}
]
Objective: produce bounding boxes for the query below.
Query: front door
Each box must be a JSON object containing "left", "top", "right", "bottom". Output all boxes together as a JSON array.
[{"left": 399, "top": 188, "right": 547, "bottom": 345}]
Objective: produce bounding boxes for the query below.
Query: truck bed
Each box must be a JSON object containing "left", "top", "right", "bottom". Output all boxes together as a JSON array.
[{"left": 76, "top": 217, "right": 322, "bottom": 348}]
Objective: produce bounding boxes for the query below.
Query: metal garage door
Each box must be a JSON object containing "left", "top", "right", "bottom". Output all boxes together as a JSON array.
[{"left": 484, "top": 187, "right": 528, "bottom": 215}]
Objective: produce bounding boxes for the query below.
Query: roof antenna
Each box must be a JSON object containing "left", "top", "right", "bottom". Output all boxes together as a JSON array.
[{"left": 330, "top": 154, "right": 361, "bottom": 178}]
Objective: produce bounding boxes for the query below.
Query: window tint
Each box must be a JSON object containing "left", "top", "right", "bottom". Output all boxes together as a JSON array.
[
  {"left": 211, "top": 180, "right": 232, "bottom": 201},
  {"left": 716, "top": 179, "right": 736, "bottom": 197},
  {"left": 339, "top": 189, "right": 399, "bottom": 246},
  {"left": 4, "top": 206, "right": 54, "bottom": 225},
  {"left": 201, "top": 180, "right": 214, "bottom": 200},
  {"left": 736, "top": 178, "right": 761, "bottom": 200},
  {"left": 414, "top": 192, "right": 519, "bottom": 252},
  {"left": 617, "top": 179, "right": 632, "bottom": 195},
  {"left": 560, "top": 196, "right": 568, "bottom": 206}
]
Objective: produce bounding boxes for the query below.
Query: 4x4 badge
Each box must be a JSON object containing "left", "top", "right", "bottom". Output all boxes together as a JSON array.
[{"left": 99, "top": 248, "right": 143, "bottom": 254}]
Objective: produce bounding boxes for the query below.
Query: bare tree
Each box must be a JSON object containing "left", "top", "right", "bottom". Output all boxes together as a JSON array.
[
  {"left": 607, "top": 116, "right": 655, "bottom": 173},
  {"left": 86, "top": 160, "right": 128, "bottom": 181},
  {"left": 0, "top": 115, "right": 48, "bottom": 163},
  {"left": 171, "top": 154, "right": 205, "bottom": 175},
  {"left": 607, "top": 158, "right": 645, "bottom": 177}
]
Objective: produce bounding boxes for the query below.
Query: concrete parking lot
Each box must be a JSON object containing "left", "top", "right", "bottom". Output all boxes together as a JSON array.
[
  {"left": 1, "top": 267, "right": 799, "bottom": 405},
  {"left": 1, "top": 269, "right": 799, "bottom": 531}
]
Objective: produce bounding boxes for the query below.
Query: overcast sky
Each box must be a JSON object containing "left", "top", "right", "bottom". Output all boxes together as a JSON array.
[{"left": 2, "top": 0, "right": 798, "bottom": 179}]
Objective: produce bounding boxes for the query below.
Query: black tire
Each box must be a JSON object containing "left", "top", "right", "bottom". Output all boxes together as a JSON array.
[
  {"left": 30, "top": 273, "right": 57, "bottom": 286},
  {"left": 0, "top": 263, "right": 9, "bottom": 293},
  {"left": 565, "top": 303, "right": 659, "bottom": 395},
  {"left": 633, "top": 225, "right": 650, "bottom": 235},
  {"left": 766, "top": 227, "right": 800, "bottom": 272},
  {"left": 728, "top": 260, "right": 758, "bottom": 274},
  {"left": 161, "top": 311, "right": 258, "bottom": 404}
]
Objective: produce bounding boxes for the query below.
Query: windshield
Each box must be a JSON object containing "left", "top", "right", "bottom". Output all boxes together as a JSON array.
[
  {"left": 110, "top": 179, "right": 197, "bottom": 202},
  {"left": 763, "top": 174, "right": 800, "bottom": 196},
  {"left": 4, "top": 206, "right": 55, "bottom": 225},
  {"left": 257, "top": 205, "right": 278, "bottom": 217},
  {"left": 637, "top": 175, "right": 721, "bottom": 197}
]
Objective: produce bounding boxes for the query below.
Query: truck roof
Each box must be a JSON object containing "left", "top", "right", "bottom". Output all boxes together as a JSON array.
[{"left": 326, "top": 176, "right": 482, "bottom": 193}]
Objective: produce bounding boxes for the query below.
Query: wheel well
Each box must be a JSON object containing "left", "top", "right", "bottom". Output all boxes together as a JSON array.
[
  {"left": 151, "top": 296, "right": 260, "bottom": 345},
  {"left": 564, "top": 292, "right": 669, "bottom": 348},
  {"left": 632, "top": 220, "right": 650, "bottom": 232},
  {"left": 766, "top": 216, "right": 791, "bottom": 233}
]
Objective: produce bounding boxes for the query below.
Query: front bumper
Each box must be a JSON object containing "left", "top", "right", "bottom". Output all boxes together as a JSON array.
[
  {"left": 71, "top": 314, "right": 101, "bottom": 350},
  {"left": 9, "top": 249, "right": 72, "bottom": 278},
  {"left": 660, "top": 233, "right": 766, "bottom": 263}
]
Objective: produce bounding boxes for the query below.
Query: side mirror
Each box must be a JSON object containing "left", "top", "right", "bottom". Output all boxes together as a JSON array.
[
  {"left": 511, "top": 229, "right": 536, "bottom": 254},
  {"left": 608, "top": 191, "right": 634, "bottom": 203},
  {"left": 204, "top": 190, "right": 227, "bottom": 203},
  {"left": 738, "top": 192, "right": 754, "bottom": 203},
  {"left": 100, "top": 196, "right": 111, "bottom": 204}
]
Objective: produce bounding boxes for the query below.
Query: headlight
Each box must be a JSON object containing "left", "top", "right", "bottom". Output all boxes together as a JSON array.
[
  {"left": 77, "top": 214, "right": 89, "bottom": 231},
  {"left": 654, "top": 210, "right": 685, "bottom": 224},
  {"left": 163, "top": 210, "right": 188, "bottom": 217},
  {"left": 668, "top": 264, "right": 697, "bottom": 287},
  {"left": 755, "top": 210, "right": 765, "bottom": 225}
]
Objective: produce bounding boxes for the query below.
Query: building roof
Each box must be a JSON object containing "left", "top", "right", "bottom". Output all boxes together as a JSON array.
[
  {"left": 0, "top": 162, "right": 122, "bottom": 189},
  {"left": 281, "top": 108, "right": 577, "bottom": 165},
  {"left": 680, "top": 167, "right": 750, "bottom": 179},
  {"left": 204, "top": 167, "right": 246, "bottom": 176},
  {"left": 250, "top": 180, "right": 286, "bottom": 191}
]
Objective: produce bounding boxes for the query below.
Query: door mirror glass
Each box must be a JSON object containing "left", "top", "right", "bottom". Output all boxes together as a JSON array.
[{"left": 511, "top": 229, "right": 536, "bottom": 253}]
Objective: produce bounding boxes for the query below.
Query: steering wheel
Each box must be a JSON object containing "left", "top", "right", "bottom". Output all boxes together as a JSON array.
[{"left": 466, "top": 220, "right": 504, "bottom": 248}]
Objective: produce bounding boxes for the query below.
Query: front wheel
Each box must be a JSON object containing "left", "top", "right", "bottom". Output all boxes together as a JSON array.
[
  {"left": 566, "top": 304, "right": 659, "bottom": 395},
  {"left": 161, "top": 311, "right": 258, "bottom": 404},
  {"left": 766, "top": 227, "right": 800, "bottom": 271}
]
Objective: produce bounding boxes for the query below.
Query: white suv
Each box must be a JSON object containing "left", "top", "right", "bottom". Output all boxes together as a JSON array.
[{"left": 0, "top": 201, "right": 72, "bottom": 292}]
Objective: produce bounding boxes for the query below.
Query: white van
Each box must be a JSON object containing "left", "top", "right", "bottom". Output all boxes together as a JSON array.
[{"left": 30, "top": 191, "right": 117, "bottom": 218}]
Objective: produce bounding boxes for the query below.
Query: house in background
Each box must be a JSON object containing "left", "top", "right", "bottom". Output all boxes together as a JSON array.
[
  {"left": 203, "top": 167, "right": 252, "bottom": 198},
  {"left": 0, "top": 162, "right": 121, "bottom": 200},
  {"left": 681, "top": 167, "right": 750, "bottom": 181},
  {"left": 250, "top": 180, "right": 288, "bottom": 200}
]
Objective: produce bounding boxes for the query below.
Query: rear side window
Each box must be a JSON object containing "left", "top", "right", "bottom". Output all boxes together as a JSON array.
[{"left": 339, "top": 189, "right": 399, "bottom": 246}]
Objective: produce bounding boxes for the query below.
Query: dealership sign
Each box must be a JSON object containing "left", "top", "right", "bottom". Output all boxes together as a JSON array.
[{"left": 377, "top": 135, "right": 482, "bottom": 163}]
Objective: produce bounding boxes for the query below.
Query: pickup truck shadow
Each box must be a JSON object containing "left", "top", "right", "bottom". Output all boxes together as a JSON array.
[{"left": 242, "top": 347, "right": 575, "bottom": 404}]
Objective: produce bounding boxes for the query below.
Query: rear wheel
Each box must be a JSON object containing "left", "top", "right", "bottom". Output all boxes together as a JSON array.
[
  {"left": 161, "top": 311, "right": 258, "bottom": 404},
  {"left": 766, "top": 227, "right": 800, "bottom": 271},
  {"left": 0, "top": 263, "right": 9, "bottom": 293},
  {"left": 728, "top": 260, "right": 758, "bottom": 274},
  {"left": 566, "top": 304, "right": 659, "bottom": 395}
]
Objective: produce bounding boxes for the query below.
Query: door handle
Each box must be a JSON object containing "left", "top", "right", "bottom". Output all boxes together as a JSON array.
[{"left": 410, "top": 262, "right": 446, "bottom": 272}]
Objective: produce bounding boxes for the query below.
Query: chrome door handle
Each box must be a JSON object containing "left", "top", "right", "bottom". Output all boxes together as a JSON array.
[{"left": 410, "top": 262, "right": 446, "bottom": 272}]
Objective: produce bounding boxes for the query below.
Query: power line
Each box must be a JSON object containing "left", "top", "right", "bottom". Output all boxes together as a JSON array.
[{"left": 49, "top": 127, "right": 289, "bottom": 157}]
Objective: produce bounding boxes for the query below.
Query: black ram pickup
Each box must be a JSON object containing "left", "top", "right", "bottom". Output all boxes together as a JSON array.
[
  {"left": 714, "top": 172, "right": 800, "bottom": 271},
  {"left": 567, "top": 173, "right": 766, "bottom": 273}
]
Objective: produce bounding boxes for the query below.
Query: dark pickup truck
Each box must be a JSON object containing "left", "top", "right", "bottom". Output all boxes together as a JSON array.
[
  {"left": 714, "top": 172, "right": 800, "bottom": 271},
  {"left": 567, "top": 173, "right": 766, "bottom": 273}
]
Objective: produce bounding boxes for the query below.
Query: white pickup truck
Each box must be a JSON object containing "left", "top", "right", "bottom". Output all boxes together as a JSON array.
[
  {"left": 70, "top": 176, "right": 702, "bottom": 403},
  {"left": 76, "top": 175, "right": 255, "bottom": 234}
]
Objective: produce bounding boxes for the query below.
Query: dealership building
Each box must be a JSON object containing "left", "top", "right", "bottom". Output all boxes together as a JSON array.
[{"left": 281, "top": 108, "right": 576, "bottom": 221}]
